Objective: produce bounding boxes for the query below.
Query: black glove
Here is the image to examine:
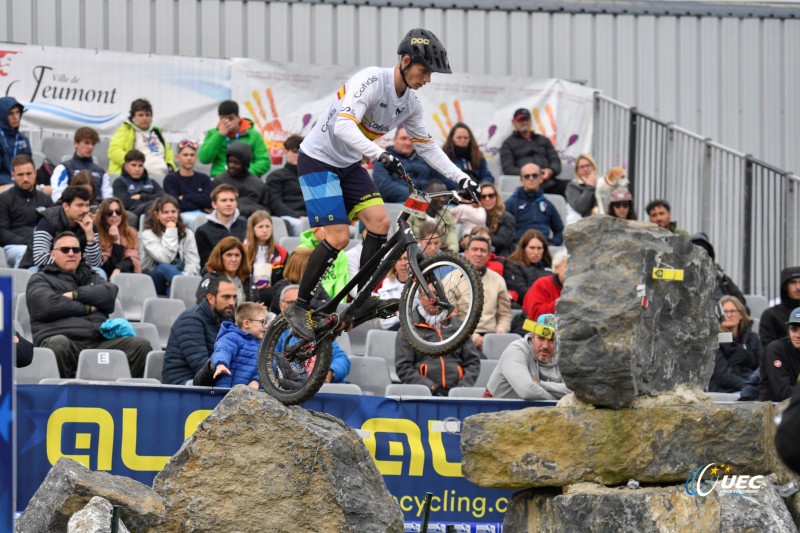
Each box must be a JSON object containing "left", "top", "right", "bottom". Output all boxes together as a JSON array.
[
  {"left": 458, "top": 175, "right": 480, "bottom": 202},
  {"left": 379, "top": 151, "right": 405, "bottom": 176}
]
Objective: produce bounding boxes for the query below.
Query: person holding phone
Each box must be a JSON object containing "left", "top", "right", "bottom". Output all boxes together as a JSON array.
[{"left": 197, "top": 100, "right": 271, "bottom": 178}]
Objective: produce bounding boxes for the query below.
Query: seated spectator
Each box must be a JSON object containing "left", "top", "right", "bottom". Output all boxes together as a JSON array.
[
  {"left": 71, "top": 170, "right": 99, "bottom": 211},
  {"left": 0, "top": 97, "right": 32, "bottom": 190},
  {"left": 607, "top": 187, "right": 637, "bottom": 220},
  {"left": 646, "top": 199, "right": 689, "bottom": 237},
  {"left": 108, "top": 98, "right": 175, "bottom": 176},
  {"left": 163, "top": 276, "right": 236, "bottom": 385},
  {"left": 464, "top": 226, "right": 505, "bottom": 276},
  {"left": 565, "top": 153, "right": 598, "bottom": 224},
  {"left": 505, "top": 163, "right": 564, "bottom": 245},
  {"left": 14, "top": 330, "right": 34, "bottom": 368},
  {"left": 500, "top": 108, "right": 564, "bottom": 196},
  {"left": 211, "top": 302, "right": 267, "bottom": 389},
  {"left": 452, "top": 201, "right": 486, "bottom": 249},
  {"left": 198, "top": 100, "right": 270, "bottom": 178},
  {"left": 275, "top": 285, "right": 350, "bottom": 383},
  {"left": 408, "top": 179, "right": 458, "bottom": 253},
  {"left": 244, "top": 210, "right": 288, "bottom": 306},
  {"left": 0, "top": 155, "right": 53, "bottom": 268},
  {"left": 442, "top": 122, "right": 494, "bottom": 183},
  {"left": 270, "top": 249, "right": 313, "bottom": 314},
  {"left": 759, "top": 267, "right": 800, "bottom": 348},
  {"left": 690, "top": 232, "right": 747, "bottom": 308},
  {"left": 759, "top": 307, "right": 800, "bottom": 401},
  {"left": 140, "top": 196, "right": 201, "bottom": 295},
  {"left": 51, "top": 127, "right": 113, "bottom": 203},
  {"left": 504, "top": 229, "right": 552, "bottom": 305},
  {"left": 195, "top": 183, "right": 247, "bottom": 266},
  {"left": 416, "top": 221, "right": 443, "bottom": 259},
  {"left": 709, "top": 296, "right": 761, "bottom": 394},
  {"left": 445, "top": 234, "right": 511, "bottom": 353},
  {"left": 523, "top": 249, "right": 568, "bottom": 322},
  {"left": 266, "top": 134, "right": 306, "bottom": 236},
  {"left": 212, "top": 142, "right": 269, "bottom": 218},
  {"left": 197, "top": 237, "right": 251, "bottom": 305},
  {"left": 26, "top": 231, "right": 151, "bottom": 378},
  {"left": 485, "top": 313, "right": 570, "bottom": 400},
  {"left": 19, "top": 186, "right": 103, "bottom": 272},
  {"left": 163, "top": 139, "right": 213, "bottom": 230},
  {"left": 373, "top": 127, "right": 450, "bottom": 203},
  {"left": 478, "top": 182, "right": 515, "bottom": 257},
  {"left": 376, "top": 252, "right": 409, "bottom": 331},
  {"left": 395, "top": 283, "right": 481, "bottom": 395},
  {"left": 96, "top": 197, "right": 141, "bottom": 278},
  {"left": 112, "top": 149, "right": 165, "bottom": 220},
  {"left": 595, "top": 166, "right": 629, "bottom": 216}
]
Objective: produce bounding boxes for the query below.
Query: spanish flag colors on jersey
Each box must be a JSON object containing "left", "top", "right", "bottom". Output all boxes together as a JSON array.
[{"left": 336, "top": 85, "right": 346, "bottom": 100}]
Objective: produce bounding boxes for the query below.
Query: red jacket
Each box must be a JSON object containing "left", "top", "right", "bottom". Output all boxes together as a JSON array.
[{"left": 522, "top": 274, "right": 562, "bottom": 321}]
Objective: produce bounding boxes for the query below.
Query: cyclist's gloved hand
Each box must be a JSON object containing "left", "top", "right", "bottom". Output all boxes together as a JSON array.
[
  {"left": 379, "top": 152, "right": 405, "bottom": 176},
  {"left": 458, "top": 175, "right": 480, "bottom": 202}
]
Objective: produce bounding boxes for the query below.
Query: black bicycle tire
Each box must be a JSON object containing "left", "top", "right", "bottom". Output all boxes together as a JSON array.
[
  {"left": 398, "top": 252, "right": 484, "bottom": 355},
  {"left": 257, "top": 315, "right": 333, "bottom": 405}
]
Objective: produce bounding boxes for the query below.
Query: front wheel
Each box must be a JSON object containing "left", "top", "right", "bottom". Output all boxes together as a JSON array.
[
  {"left": 398, "top": 252, "right": 484, "bottom": 355},
  {"left": 258, "top": 315, "right": 333, "bottom": 405}
]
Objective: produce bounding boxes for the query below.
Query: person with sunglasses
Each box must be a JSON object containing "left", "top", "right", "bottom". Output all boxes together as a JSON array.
[
  {"left": 504, "top": 163, "right": 564, "bottom": 245},
  {"left": 96, "top": 196, "right": 141, "bottom": 278},
  {"left": 208, "top": 302, "right": 268, "bottom": 389},
  {"left": 606, "top": 187, "right": 637, "bottom": 220},
  {"left": 163, "top": 139, "right": 214, "bottom": 230},
  {"left": 478, "top": 182, "right": 515, "bottom": 257},
  {"left": 565, "top": 153, "right": 598, "bottom": 224},
  {"left": 108, "top": 98, "right": 175, "bottom": 176}
]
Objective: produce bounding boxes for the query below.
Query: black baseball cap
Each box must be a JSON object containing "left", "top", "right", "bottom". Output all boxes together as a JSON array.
[{"left": 513, "top": 108, "right": 531, "bottom": 122}]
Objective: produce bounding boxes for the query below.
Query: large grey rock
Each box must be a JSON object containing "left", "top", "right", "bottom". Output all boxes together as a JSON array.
[
  {"left": 67, "top": 496, "right": 130, "bottom": 533},
  {"left": 16, "top": 457, "right": 164, "bottom": 533},
  {"left": 152, "top": 385, "right": 403, "bottom": 533},
  {"left": 719, "top": 479, "right": 797, "bottom": 532},
  {"left": 557, "top": 216, "right": 718, "bottom": 408}
]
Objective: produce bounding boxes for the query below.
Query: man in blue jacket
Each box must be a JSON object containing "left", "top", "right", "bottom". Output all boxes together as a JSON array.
[
  {"left": 0, "top": 96, "right": 32, "bottom": 190},
  {"left": 162, "top": 276, "right": 237, "bottom": 385},
  {"left": 504, "top": 163, "right": 564, "bottom": 244}
]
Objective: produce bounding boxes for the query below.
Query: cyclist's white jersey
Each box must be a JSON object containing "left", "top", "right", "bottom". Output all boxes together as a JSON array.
[{"left": 300, "top": 66, "right": 467, "bottom": 184}]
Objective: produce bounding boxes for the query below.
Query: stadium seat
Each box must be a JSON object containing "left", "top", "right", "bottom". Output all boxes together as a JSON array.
[
  {"left": 346, "top": 320, "right": 377, "bottom": 357},
  {"left": 448, "top": 386, "right": 487, "bottom": 398},
  {"left": 15, "top": 347, "right": 60, "bottom": 384},
  {"left": 115, "top": 377, "right": 161, "bottom": 386},
  {"left": 14, "top": 293, "right": 31, "bottom": 341},
  {"left": 76, "top": 349, "right": 131, "bottom": 381},
  {"left": 544, "top": 194, "right": 568, "bottom": 227},
  {"left": 0, "top": 267, "right": 32, "bottom": 304},
  {"left": 498, "top": 175, "right": 519, "bottom": 193},
  {"left": 31, "top": 150, "right": 46, "bottom": 169},
  {"left": 346, "top": 356, "right": 393, "bottom": 396},
  {"left": 272, "top": 217, "right": 289, "bottom": 242},
  {"left": 365, "top": 329, "right": 400, "bottom": 382},
  {"left": 95, "top": 139, "right": 110, "bottom": 169},
  {"left": 169, "top": 275, "right": 202, "bottom": 309},
  {"left": 279, "top": 236, "right": 302, "bottom": 254},
  {"left": 751, "top": 318, "right": 760, "bottom": 333},
  {"left": 318, "top": 383, "right": 363, "bottom": 395},
  {"left": 132, "top": 322, "right": 162, "bottom": 353},
  {"left": 39, "top": 378, "right": 89, "bottom": 385},
  {"left": 482, "top": 333, "right": 522, "bottom": 360},
  {"left": 744, "top": 294, "right": 769, "bottom": 320},
  {"left": 475, "top": 359, "right": 498, "bottom": 388},
  {"left": 193, "top": 214, "right": 209, "bottom": 231},
  {"left": 385, "top": 383, "right": 432, "bottom": 397},
  {"left": 144, "top": 350, "right": 165, "bottom": 382},
  {"left": 110, "top": 299, "right": 125, "bottom": 319},
  {"left": 142, "top": 297, "right": 185, "bottom": 348},
  {"left": 335, "top": 331, "right": 352, "bottom": 357},
  {"left": 111, "top": 272, "right": 157, "bottom": 321},
  {"left": 41, "top": 136, "right": 74, "bottom": 164},
  {"left": 0, "top": 247, "right": 6, "bottom": 267},
  {"left": 149, "top": 174, "right": 165, "bottom": 187}
]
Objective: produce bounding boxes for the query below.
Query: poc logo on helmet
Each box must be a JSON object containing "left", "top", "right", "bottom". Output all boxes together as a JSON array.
[{"left": 410, "top": 37, "right": 430, "bottom": 45}]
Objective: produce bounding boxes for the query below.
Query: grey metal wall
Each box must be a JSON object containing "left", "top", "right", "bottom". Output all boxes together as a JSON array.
[{"left": 2, "top": 0, "right": 798, "bottom": 175}]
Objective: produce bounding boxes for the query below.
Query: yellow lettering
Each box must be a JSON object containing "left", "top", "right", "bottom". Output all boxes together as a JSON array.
[
  {"left": 472, "top": 496, "right": 486, "bottom": 518},
  {"left": 361, "top": 418, "right": 424, "bottom": 476},
  {"left": 184, "top": 409, "right": 213, "bottom": 438},
  {"left": 47, "top": 407, "right": 114, "bottom": 470},
  {"left": 120, "top": 408, "right": 171, "bottom": 471},
  {"left": 428, "top": 421, "right": 462, "bottom": 477},
  {"left": 399, "top": 495, "right": 414, "bottom": 512},
  {"left": 496, "top": 497, "right": 509, "bottom": 513},
  {"left": 429, "top": 495, "right": 441, "bottom": 512}
]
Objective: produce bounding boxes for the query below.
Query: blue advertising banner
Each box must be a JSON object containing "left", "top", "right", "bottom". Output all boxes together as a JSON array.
[
  {"left": 0, "top": 278, "right": 13, "bottom": 533},
  {"left": 15, "top": 385, "right": 547, "bottom": 528}
]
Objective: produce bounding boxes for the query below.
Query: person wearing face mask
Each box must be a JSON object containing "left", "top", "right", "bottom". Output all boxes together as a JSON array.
[
  {"left": 108, "top": 98, "right": 175, "bottom": 176},
  {"left": 500, "top": 108, "right": 564, "bottom": 196},
  {"left": 442, "top": 122, "right": 494, "bottom": 184}
]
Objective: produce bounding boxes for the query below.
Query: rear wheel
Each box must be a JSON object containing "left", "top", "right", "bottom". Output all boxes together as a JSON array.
[
  {"left": 398, "top": 252, "right": 483, "bottom": 355},
  {"left": 258, "top": 315, "right": 333, "bottom": 405}
]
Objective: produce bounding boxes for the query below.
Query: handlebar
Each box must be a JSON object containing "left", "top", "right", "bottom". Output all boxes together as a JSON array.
[{"left": 391, "top": 164, "right": 479, "bottom": 205}]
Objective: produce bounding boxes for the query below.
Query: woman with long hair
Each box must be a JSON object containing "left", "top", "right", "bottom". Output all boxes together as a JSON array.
[
  {"left": 198, "top": 236, "right": 251, "bottom": 305},
  {"left": 565, "top": 153, "right": 598, "bottom": 224},
  {"left": 478, "top": 182, "right": 516, "bottom": 257},
  {"left": 442, "top": 122, "right": 494, "bottom": 183},
  {"left": 139, "top": 195, "right": 200, "bottom": 295},
  {"left": 503, "top": 229, "right": 552, "bottom": 305},
  {"left": 606, "top": 187, "right": 637, "bottom": 220},
  {"left": 708, "top": 296, "right": 762, "bottom": 393},
  {"left": 96, "top": 197, "right": 141, "bottom": 278},
  {"left": 244, "top": 210, "right": 288, "bottom": 305},
  {"left": 376, "top": 251, "right": 409, "bottom": 330}
]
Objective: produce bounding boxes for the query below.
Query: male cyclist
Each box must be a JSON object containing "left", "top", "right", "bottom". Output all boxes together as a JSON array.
[{"left": 287, "top": 28, "right": 479, "bottom": 339}]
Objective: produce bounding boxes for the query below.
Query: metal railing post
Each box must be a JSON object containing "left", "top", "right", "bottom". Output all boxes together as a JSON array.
[
  {"left": 628, "top": 108, "right": 638, "bottom": 196},
  {"left": 701, "top": 138, "right": 713, "bottom": 232},
  {"left": 742, "top": 157, "right": 754, "bottom": 294}
]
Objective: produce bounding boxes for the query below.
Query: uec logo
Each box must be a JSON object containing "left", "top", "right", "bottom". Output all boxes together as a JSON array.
[{"left": 685, "top": 463, "right": 765, "bottom": 496}]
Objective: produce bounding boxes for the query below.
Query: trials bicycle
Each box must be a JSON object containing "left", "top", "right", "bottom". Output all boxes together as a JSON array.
[{"left": 258, "top": 165, "right": 485, "bottom": 405}]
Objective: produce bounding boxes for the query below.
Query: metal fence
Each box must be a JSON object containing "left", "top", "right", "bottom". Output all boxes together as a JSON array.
[{"left": 594, "top": 93, "right": 800, "bottom": 299}]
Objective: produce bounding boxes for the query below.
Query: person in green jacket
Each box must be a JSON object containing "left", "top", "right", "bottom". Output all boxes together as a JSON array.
[
  {"left": 198, "top": 100, "right": 271, "bottom": 178},
  {"left": 108, "top": 98, "right": 175, "bottom": 176},
  {"left": 298, "top": 226, "right": 349, "bottom": 299}
]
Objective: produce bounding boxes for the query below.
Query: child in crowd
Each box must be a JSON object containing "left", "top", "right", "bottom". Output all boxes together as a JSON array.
[
  {"left": 112, "top": 149, "right": 165, "bottom": 220},
  {"left": 211, "top": 302, "right": 267, "bottom": 389}
]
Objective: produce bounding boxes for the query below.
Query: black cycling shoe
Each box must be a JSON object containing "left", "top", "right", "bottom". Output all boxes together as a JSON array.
[
  {"left": 285, "top": 304, "right": 318, "bottom": 340},
  {"left": 354, "top": 297, "right": 400, "bottom": 321}
]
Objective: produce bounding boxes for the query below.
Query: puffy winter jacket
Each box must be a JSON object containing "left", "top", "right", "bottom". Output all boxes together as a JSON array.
[
  {"left": 504, "top": 187, "right": 564, "bottom": 244},
  {"left": 210, "top": 321, "right": 261, "bottom": 387},
  {"left": 112, "top": 168, "right": 165, "bottom": 215},
  {"left": 0, "top": 184, "right": 53, "bottom": 246},
  {"left": 162, "top": 300, "right": 231, "bottom": 385},
  {"left": 759, "top": 337, "right": 800, "bottom": 402},
  {"left": 499, "top": 131, "right": 561, "bottom": 178},
  {"left": 198, "top": 117, "right": 270, "bottom": 177},
  {"left": 108, "top": 122, "right": 175, "bottom": 175},
  {"left": 708, "top": 328, "right": 762, "bottom": 393}
]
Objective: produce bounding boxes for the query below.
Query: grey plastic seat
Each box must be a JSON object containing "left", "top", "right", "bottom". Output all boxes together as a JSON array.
[
  {"left": 335, "top": 331, "right": 352, "bottom": 357},
  {"left": 279, "top": 236, "right": 302, "bottom": 254},
  {"left": 0, "top": 267, "right": 32, "bottom": 304},
  {"left": 385, "top": 383, "right": 432, "bottom": 397},
  {"left": 132, "top": 322, "right": 162, "bottom": 353},
  {"left": 169, "top": 275, "right": 202, "bottom": 309},
  {"left": 498, "top": 175, "right": 519, "bottom": 193},
  {"left": 144, "top": 350, "right": 165, "bottom": 382},
  {"left": 347, "top": 320, "right": 377, "bottom": 357},
  {"left": 0, "top": 247, "right": 6, "bottom": 267},
  {"left": 41, "top": 136, "right": 75, "bottom": 163},
  {"left": 15, "top": 347, "right": 60, "bottom": 384},
  {"left": 482, "top": 333, "right": 522, "bottom": 360},
  {"left": 744, "top": 294, "right": 769, "bottom": 320},
  {"left": 76, "top": 349, "right": 131, "bottom": 381},
  {"left": 448, "top": 386, "right": 487, "bottom": 398},
  {"left": 544, "top": 194, "right": 568, "bottom": 227},
  {"left": 346, "top": 356, "right": 393, "bottom": 397},
  {"left": 111, "top": 272, "right": 157, "bottom": 321},
  {"left": 110, "top": 299, "right": 125, "bottom": 319},
  {"left": 318, "top": 383, "right": 363, "bottom": 395},
  {"left": 365, "top": 329, "right": 400, "bottom": 382},
  {"left": 115, "top": 377, "right": 161, "bottom": 386},
  {"left": 272, "top": 217, "right": 289, "bottom": 242},
  {"left": 14, "top": 293, "right": 31, "bottom": 341},
  {"left": 142, "top": 297, "right": 186, "bottom": 348},
  {"left": 475, "top": 359, "right": 498, "bottom": 388}
]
